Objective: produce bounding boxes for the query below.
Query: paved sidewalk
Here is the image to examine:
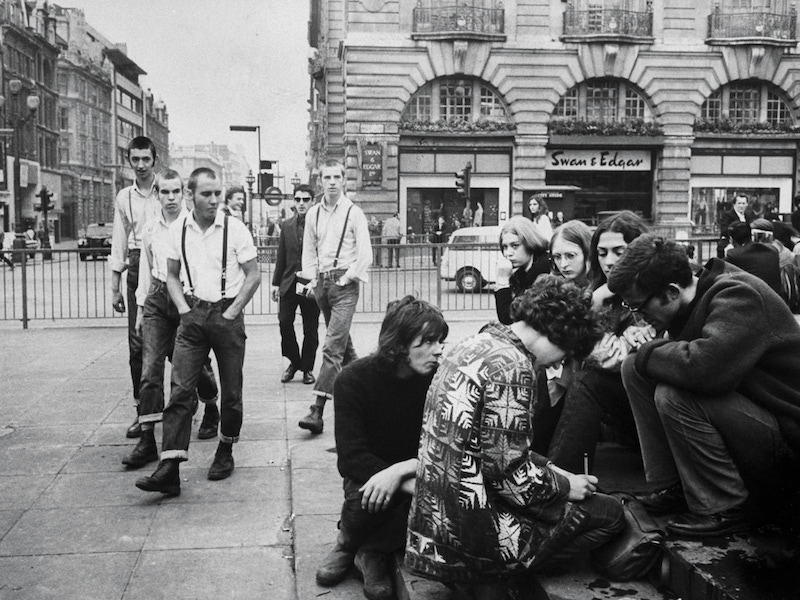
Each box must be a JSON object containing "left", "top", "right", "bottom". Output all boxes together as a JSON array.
[{"left": 0, "top": 317, "right": 483, "bottom": 600}]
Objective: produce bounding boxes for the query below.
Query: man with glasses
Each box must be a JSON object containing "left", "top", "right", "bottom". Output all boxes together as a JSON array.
[
  {"left": 609, "top": 234, "right": 800, "bottom": 537},
  {"left": 272, "top": 184, "right": 320, "bottom": 384}
]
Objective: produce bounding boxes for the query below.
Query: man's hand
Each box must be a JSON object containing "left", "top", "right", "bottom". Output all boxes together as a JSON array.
[
  {"left": 271, "top": 286, "right": 280, "bottom": 302},
  {"left": 566, "top": 474, "right": 598, "bottom": 502},
  {"left": 112, "top": 290, "right": 125, "bottom": 313},
  {"left": 359, "top": 464, "right": 405, "bottom": 513},
  {"left": 622, "top": 325, "right": 656, "bottom": 349},
  {"left": 221, "top": 306, "right": 240, "bottom": 321},
  {"left": 135, "top": 306, "right": 144, "bottom": 336},
  {"left": 336, "top": 276, "right": 351, "bottom": 287}
]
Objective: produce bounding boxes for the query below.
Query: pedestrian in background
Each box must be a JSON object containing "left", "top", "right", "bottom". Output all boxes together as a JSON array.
[
  {"left": 382, "top": 212, "right": 402, "bottom": 268},
  {"left": 368, "top": 215, "right": 382, "bottom": 268},
  {"left": 528, "top": 195, "right": 553, "bottom": 241},
  {"left": 109, "top": 136, "right": 160, "bottom": 440},
  {"left": 136, "top": 167, "right": 260, "bottom": 496},
  {"left": 0, "top": 230, "right": 13, "bottom": 269},
  {"left": 221, "top": 185, "right": 245, "bottom": 220},
  {"left": 298, "top": 159, "right": 372, "bottom": 435},
  {"left": 272, "top": 184, "right": 320, "bottom": 385}
]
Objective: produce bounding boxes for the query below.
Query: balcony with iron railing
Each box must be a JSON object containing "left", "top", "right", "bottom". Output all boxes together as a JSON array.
[
  {"left": 707, "top": 8, "right": 797, "bottom": 46},
  {"left": 562, "top": 2, "right": 654, "bottom": 43},
  {"left": 412, "top": 3, "right": 505, "bottom": 41}
]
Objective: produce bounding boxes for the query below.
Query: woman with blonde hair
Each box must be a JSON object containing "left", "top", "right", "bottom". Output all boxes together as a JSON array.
[
  {"left": 494, "top": 216, "right": 550, "bottom": 324},
  {"left": 550, "top": 220, "right": 593, "bottom": 287}
]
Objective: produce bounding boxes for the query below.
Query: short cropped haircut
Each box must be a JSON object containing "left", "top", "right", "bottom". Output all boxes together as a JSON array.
[
  {"left": 607, "top": 234, "right": 693, "bottom": 297},
  {"left": 294, "top": 184, "right": 314, "bottom": 197},
  {"left": 375, "top": 295, "right": 449, "bottom": 370},
  {"left": 589, "top": 210, "right": 651, "bottom": 289},
  {"left": 127, "top": 136, "right": 156, "bottom": 160},
  {"left": 510, "top": 275, "right": 602, "bottom": 361},
  {"left": 550, "top": 219, "right": 593, "bottom": 281},
  {"left": 771, "top": 221, "right": 800, "bottom": 247},
  {"left": 156, "top": 169, "right": 183, "bottom": 191},
  {"left": 225, "top": 186, "right": 245, "bottom": 204},
  {"left": 320, "top": 159, "right": 345, "bottom": 177},
  {"left": 729, "top": 221, "right": 752, "bottom": 246},
  {"left": 499, "top": 215, "right": 548, "bottom": 257},
  {"left": 187, "top": 167, "right": 217, "bottom": 192}
]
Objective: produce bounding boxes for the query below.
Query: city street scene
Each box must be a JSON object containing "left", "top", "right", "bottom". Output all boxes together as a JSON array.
[{"left": 2, "top": 0, "right": 800, "bottom": 599}]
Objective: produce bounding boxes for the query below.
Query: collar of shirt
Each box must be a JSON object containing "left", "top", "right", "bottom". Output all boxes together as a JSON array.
[
  {"left": 186, "top": 207, "right": 227, "bottom": 234},
  {"left": 133, "top": 179, "right": 157, "bottom": 199}
]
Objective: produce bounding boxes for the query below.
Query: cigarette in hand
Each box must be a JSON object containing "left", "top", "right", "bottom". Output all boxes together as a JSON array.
[{"left": 583, "top": 453, "right": 589, "bottom": 475}]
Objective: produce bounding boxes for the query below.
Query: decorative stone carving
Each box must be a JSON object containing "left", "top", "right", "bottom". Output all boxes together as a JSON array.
[
  {"left": 454, "top": 40, "right": 468, "bottom": 73},
  {"left": 360, "top": 0, "right": 387, "bottom": 12}
]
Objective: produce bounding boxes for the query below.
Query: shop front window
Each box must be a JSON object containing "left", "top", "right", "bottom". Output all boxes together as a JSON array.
[{"left": 692, "top": 186, "right": 781, "bottom": 232}]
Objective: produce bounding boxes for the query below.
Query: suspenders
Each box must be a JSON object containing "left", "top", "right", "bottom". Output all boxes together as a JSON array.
[
  {"left": 181, "top": 214, "right": 229, "bottom": 300},
  {"left": 315, "top": 204, "right": 353, "bottom": 269}
]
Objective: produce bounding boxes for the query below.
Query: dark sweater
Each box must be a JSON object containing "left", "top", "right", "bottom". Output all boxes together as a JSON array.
[
  {"left": 334, "top": 355, "right": 433, "bottom": 483},
  {"left": 635, "top": 258, "right": 800, "bottom": 448},
  {"left": 494, "top": 255, "right": 550, "bottom": 325}
]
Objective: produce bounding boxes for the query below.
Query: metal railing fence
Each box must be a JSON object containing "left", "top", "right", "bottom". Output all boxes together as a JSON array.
[{"left": 0, "top": 238, "right": 721, "bottom": 328}]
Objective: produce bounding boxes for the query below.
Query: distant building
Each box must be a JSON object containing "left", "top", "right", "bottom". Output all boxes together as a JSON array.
[
  {"left": 170, "top": 143, "right": 250, "bottom": 192},
  {"left": 308, "top": 0, "right": 800, "bottom": 238},
  {"left": 145, "top": 91, "right": 169, "bottom": 168}
]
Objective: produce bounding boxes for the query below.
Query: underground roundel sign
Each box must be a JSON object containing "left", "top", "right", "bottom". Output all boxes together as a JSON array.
[{"left": 264, "top": 186, "right": 283, "bottom": 206}]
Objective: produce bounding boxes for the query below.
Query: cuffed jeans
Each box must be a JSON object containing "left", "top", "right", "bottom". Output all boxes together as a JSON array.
[
  {"left": 313, "top": 272, "right": 358, "bottom": 398},
  {"left": 139, "top": 281, "right": 218, "bottom": 425},
  {"left": 161, "top": 297, "right": 246, "bottom": 461},
  {"left": 278, "top": 289, "right": 320, "bottom": 373},
  {"left": 338, "top": 477, "right": 411, "bottom": 554},
  {"left": 621, "top": 355, "right": 796, "bottom": 515},
  {"left": 127, "top": 249, "right": 143, "bottom": 402}
]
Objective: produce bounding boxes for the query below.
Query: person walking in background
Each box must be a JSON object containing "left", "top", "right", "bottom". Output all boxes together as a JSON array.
[
  {"left": 381, "top": 212, "right": 402, "bottom": 268},
  {"left": 528, "top": 194, "right": 553, "bottom": 241},
  {"left": 221, "top": 185, "right": 245, "bottom": 220},
  {"left": 472, "top": 202, "right": 484, "bottom": 227},
  {"left": 109, "top": 136, "right": 160, "bottom": 440},
  {"left": 135, "top": 167, "right": 260, "bottom": 495},
  {"left": 298, "top": 159, "right": 372, "bottom": 434},
  {"left": 430, "top": 215, "right": 447, "bottom": 266},
  {"left": 122, "top": 169, "right": 220, "bottom": 469},
  {"left": 368, "top": 215, "right": 382, "bottom": 267},
  {"left": 272, "top": 184, "right": 320, "bottom": 385},
  {"left": 0, "top": 230, "right": 13, "bottom": 269},
  {"left": 315, "top": 296, "right": 448, "bottom": 600}
]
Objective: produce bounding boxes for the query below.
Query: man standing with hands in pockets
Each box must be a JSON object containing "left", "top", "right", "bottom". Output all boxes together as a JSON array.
[{"left": 136, "top": 167, "right": 260, "bottom": 496}]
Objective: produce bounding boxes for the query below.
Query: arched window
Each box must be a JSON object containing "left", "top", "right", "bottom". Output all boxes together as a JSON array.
[
  {"left": 553, "top": 78, "right": 655, "bottom": 123},
  {"left": 401, "top": 77, "right": 513, "bottom": 131},
  {"left": 699, "top": 81, "right": 795, "bottom": 128}
]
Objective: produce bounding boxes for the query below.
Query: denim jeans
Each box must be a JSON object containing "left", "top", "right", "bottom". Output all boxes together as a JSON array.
[
  {"left": 338, "top": 477, "right": 411, "bottom": 554},
  {"left": 127, "top": 250, "right": 143, "bottom": 402},
  {"left": 278, "top": 290, "right": 320, "bottom": 372},
  {"left": 546, "top": 364, "right": 637, "bottom": 474},
  {"left": 313, "top": 272, "right": 358, "bottom": 398},
  {"left": 386, "top": 238, "right": 400, "bottom": 267},
  {"left": 161, "top": 297, "right": 246, "bottom": 461},
  {"left": 621, "top": 355, "right": 796, "bottom": 514},
  {"left": 139, "top": 281, "right": 218, "bottom": 425}
]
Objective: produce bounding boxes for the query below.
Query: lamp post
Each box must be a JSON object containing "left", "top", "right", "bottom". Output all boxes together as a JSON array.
[
  {"left": 229, "top": 124, "right": 262, "bottom": 191},
  {"left": 290, "top": 173, "right": 301, "bottom": 190},
  {"left": 0, "top": 79, "right": 40, "bottom": 243},
  {"left": 244, "top": 169, "right": 256, "bottom": 233}
]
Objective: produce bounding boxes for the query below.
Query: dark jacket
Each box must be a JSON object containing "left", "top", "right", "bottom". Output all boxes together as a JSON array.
[
  {"left": 494, "top": 256, "right": 550, "bottom": 325},
  {"left": 724, "top": 243, "right": 782, "bottom": 298},
  {"left": 635, "top": 258, "right": 800, "bottom": 449},
  {"left": 718, "top": 208, "right": 756, "bottom": 237},
  {"left": 272, "top": 214, "right": 305, "bottom": 296}
]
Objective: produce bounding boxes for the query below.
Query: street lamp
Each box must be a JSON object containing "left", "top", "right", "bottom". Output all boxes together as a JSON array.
[
  {"left": 0, "top": 79, "right": 40, "bottom": 243},
  {"left": 291, "top": 173, "right": 301, "bottom": 190},
  {"left": 229, "top": 124, "right": 262, "bottom": 192},
  {"left": 244, "top": 169, "right": 256, "bottom": 232}
]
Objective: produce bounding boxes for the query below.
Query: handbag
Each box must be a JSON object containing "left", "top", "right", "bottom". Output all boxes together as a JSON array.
[{"left": 593, "top": 492, "right": 666, "bottom": 581}]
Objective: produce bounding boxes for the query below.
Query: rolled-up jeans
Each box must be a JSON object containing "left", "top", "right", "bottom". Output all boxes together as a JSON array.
[
  {"left": 338, "top": 477, "right": 411, "bottom": 554},
  {"left": 139, "top": 280, "right": 218, "bottom": 426},
  {"left": 127, "top": 249, "right": 143, "bottom": 403},
  {"left": 313, "top": 271, "right": 359, "bottom": 399},
  {"left": 161, "top": 296, "right": 246, "bottom": 461}
]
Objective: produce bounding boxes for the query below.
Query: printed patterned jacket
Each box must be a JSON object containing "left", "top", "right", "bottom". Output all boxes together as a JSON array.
[{"left": 406, "top": 323, "right": 587, "bottom": 583}]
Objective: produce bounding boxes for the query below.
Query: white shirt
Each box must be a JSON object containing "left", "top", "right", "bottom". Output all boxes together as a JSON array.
[
  {"left": 136, "top": 207, "right": 190, "bottom": 307},
  {"left": 302, "top": 194, "right": 372, "bottom": 282},
  {"left": 166, "top": 209, "right": 258, "bottom": 302},
  {"left": 109, "top": 180, "right": 159, "bottom": 273}
]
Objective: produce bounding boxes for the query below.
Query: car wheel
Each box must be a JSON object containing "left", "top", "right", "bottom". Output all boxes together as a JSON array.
[{"left": 456, "top": 267, "right": 483, "bottom": 293}]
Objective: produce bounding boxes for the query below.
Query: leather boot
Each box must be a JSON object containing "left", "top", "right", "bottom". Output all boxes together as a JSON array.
[
  {"left": 197, "top": 402, "right": 220, "bottom": 439},
  {"left": 298, "top": 404, "right": 324, "bottom": 434},
  {"left": 122, "top": 429, "right": 158, "bottom": 468},
  {"left": 354, "top": 550, "right": 393, "bottom": 600},
  {"left": 136, "top": 459, "right": 181, "bottom": 496},
  {"left": 126, "top": 415, "right": 142, "bottom": 438},
  {"left": 207, "top": 444, "right": 234, "bottom": 480},
  {"left": 316, "top": 538, "right": 356, "bottom": 586}
]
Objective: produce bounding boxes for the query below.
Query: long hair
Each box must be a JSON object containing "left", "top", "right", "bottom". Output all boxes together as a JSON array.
[
  {"left": 375, "top": 296, "right": 449, "bottom": 371},
  {"left": 589, "top": 210, "right": 650, "bottom": 290},
  {"left": 550, "top": 219, "right": 593, "bottom": 285},
  {"left": 499, "top": 215, "right": 548, "bottom": 258}
]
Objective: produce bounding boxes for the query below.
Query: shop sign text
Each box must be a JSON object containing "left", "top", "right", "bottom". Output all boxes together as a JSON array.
[{"left": 547, "top": 149, "right": 651, "bottom": 171}]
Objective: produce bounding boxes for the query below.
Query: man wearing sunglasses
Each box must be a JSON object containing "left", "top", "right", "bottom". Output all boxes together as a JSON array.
[
  {"left": 271, "top": 184, "right": 320, "bottom": 384},
  {"left": 609, "top": 234, "right": 800, "bottom": 538}
]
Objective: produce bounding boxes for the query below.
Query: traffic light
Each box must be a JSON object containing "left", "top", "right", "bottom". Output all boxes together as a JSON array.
[
  {"left": 34, "top": 186, "right": 55, "bottom": 212},
  {"left": 455, "top": 162, "right": 471, "bottom": 200},
  {"left": 259, "top": 172, "right": 274, "bottom": 192}
]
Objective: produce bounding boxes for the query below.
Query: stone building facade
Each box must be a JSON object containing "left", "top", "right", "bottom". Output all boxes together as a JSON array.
[{"left": 308, "top": 0, "right": 800, "bottom": 237}]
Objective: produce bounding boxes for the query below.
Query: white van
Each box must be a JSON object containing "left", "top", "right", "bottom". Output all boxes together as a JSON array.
[{"left": 439, "top": 226, "right": 507, "bottom": 293}]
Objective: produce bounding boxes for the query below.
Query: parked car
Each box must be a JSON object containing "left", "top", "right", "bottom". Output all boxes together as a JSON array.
[
  {"left": 78, "top": 223, "right": 113, "bottom": 261},
  {"left": 439, "top": 225, "right": 508, "bottom": 293}
]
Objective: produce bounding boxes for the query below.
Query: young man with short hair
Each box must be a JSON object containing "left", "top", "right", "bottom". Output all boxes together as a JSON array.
[
  {"left": 136, "top": 168, "right": 261, "bottom": 495},
  {"left": 272, "top": 184, "right": 320, "bottom": 384},
  {"left": 609, "top": 235, "right": 800, "bottom": 537},
  {"left": 222, "top": 185, "right": 245, "bottom": 220},
  {"left": 109, "top": 136, "right": 160, "bottom": 439},
  {"left": 316, "top": 296, "right": 448, "bottom": 600},
  {"left": 298, "top": 159, "right": 372, "bottom": 434},
  {"left": 122, "top": 170, "right": 220, "bottom": 469}
]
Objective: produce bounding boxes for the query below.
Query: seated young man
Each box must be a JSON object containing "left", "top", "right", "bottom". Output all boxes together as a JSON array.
[
  {"left": 406, "top": 276, "right": 623, "bottom": 600},
  {"left": 315, "top": 296, "right": 449, "bottom": 600},
  {"left": 608, "top": 235, "right": 800, "bottom": 537}
]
